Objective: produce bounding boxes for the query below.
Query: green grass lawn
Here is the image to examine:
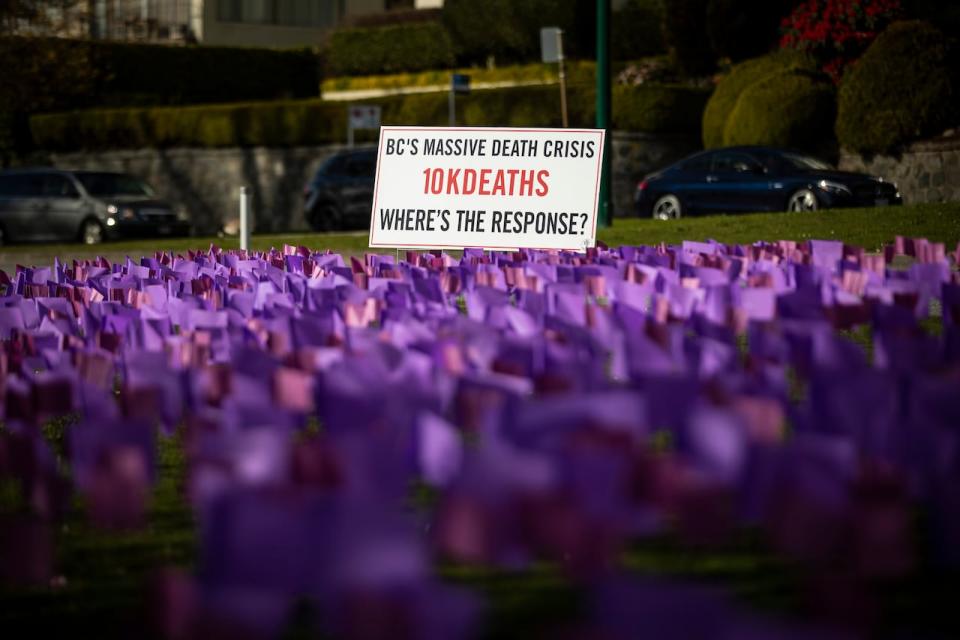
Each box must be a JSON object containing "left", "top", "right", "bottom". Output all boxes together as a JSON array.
[
  {"left": 598, "top": 201, "right": 960, "bottom": 251},
  {"left": 2, "top": 203, "right": 958, "bottom": 275},
  {"left": 4, "top": 417, "right": 958, "bottom": 638}
]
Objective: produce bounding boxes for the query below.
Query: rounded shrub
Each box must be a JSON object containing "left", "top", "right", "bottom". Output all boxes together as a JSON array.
[
  {"left": 613, "top": 84, "right": 712, "bottom": 135},
  {"left": 836, "top": 20, "right": 958, "bottom": 155},
  {"left": 701, "top": 50, "right": 815, "bottom": 148},
  {"left": 723, "top": 69, "right": 836, "bottom": 152}
]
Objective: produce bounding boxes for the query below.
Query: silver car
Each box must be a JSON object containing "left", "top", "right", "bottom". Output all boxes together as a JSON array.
[{"left": 0, "top": 169, "right": 190, "bottom": 245}]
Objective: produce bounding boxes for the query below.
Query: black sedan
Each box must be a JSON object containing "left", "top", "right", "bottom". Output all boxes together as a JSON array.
[
  {"left": 303, "top": 147, "right": 377, "bottom": 231},
  {"left": 634, "top": 147, "right": 902, "bottom": 219}
]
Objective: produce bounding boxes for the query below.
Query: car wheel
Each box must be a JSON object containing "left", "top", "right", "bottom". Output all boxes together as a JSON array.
[
  {"left": 308, "top": 203, "right": 341, "bottom": 232},
  {"left": 652, "top": 194, "right": 682, "bottom": 220},
  {"left": 787, "top": 189, "right": 819, "bottom": 212},
  {"left": 79, "top": 219, "right": 104, "bottom": 245}
]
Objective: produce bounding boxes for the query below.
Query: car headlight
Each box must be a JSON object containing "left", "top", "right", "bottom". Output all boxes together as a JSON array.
[
  {"left": 176, "top": 206, "right": 190, "bottom": 222},
  {"left": 818, "top": 179, "right": 852, "bottom": 196},
  {"left": 106, "top": 204, "right": 119, "bottom": 215}
]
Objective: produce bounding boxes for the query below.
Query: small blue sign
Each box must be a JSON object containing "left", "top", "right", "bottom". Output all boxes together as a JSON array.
[{"left": 452, "top": 74, "right": 471, "bottom": 95}]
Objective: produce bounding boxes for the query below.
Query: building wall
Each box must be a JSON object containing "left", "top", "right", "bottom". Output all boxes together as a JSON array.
[
  {"left": 199, "top": 0, "right": 385, "bottom": 48},
  {"left": 47, "top": 132, "right": 701, "bottom": 235},
  {"left": 199, "top": 13, "right": 331, "bottom": 48},
  {"left": 346, "top": 0, "right": 388, "bottom": 16}
]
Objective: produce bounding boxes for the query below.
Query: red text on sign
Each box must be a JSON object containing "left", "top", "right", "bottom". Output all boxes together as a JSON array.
[{"left": 422, "top": 168, "right": 549, "bottom": 197}]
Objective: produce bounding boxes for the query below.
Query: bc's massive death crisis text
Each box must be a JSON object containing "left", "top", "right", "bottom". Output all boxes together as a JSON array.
[{"left": 385, "top": 136, "right": 596, "bottom": 159}]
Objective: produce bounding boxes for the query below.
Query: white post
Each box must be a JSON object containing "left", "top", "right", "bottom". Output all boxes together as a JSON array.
[
  {"left": 239, "top": 186, "right": 249, "bottom": 252},
  {"left": 448, "top": 78, "right": 456, "bottom": 126},
  {"left": 557, "top": 29, "right": 568, "bottom": 128}
]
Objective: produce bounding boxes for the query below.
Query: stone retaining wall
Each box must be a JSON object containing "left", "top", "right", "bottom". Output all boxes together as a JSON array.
[
  {"left": 839, "top": 135, "right": 960, "bottom": 205},
  {"left": 49, "top": 131, "right": 701, "bottom": 234}
]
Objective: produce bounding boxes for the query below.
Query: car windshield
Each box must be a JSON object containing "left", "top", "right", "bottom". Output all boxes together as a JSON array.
[
  {"left": 76, "top": 173, "right": 155, "bottom": 197},
  {"left": 779, "top": 152, "right": 833, "bottom": 171}
]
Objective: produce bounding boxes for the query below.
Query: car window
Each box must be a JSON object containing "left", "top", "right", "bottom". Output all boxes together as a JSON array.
[
  {"left": 75, "top": 173, "right": 154, "bottom": 197},
  {"left": 0, "top": 174, "right": 43, "bottom": 197},
  {"left": 41, "top": 174, "right": 79, "bottom": 198},
  {"left": 712, "top": 152, "right": 763, "bottom": 173},
  {"left": 0, "top": 175, "right": 19, "bottom": 196},
  {"left": 323, "top": 154, "right": 351, "bottom": 176},
  {"left": 779, "top": 152, "right": 833, "bottom": 171},
  {"left": 680, "top": 153, "right": 713, "bottom": 172}
]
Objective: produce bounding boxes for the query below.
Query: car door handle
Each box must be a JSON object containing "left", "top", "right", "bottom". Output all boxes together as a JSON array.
[{"left": 706, "top": 175, "right": 719, "bottom": 183}]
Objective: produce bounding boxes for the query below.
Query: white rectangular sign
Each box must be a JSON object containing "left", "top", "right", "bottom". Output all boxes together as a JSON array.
[
  {"left": 541, "top": 27, "right": 563, "bottom": 63},
  {"left": 368, "top": 126, "right": 605, "bottom": 251},
  {"left": 349, "top": 105, "right": 381, "bottom": 130}
]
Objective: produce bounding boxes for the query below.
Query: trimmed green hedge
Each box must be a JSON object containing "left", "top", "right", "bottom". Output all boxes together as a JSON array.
[
  {"left": 323, "top": 62, "right": 571, "bottom": 94},
  {"left": 326, "top": 22, "right": 455, "bottom": 77},
  {"left": 30, "top": 84, "right": 711, "bottom": 151},
  {"left": 0, "top": 36, "right": 319, "bottom": 159},
  {"left": 0, "top": 36, "right": 319, "bottom": 108},
  {"left": 723, "top": 69, "right": 836, "bottom": 152},
  {"left": 836, "top": 20, "right": 958, "bottom": 155},
  {"left": 702, "top": 50, "right": 816, "bottom": 148},
  {"left": 95, "top": 42, "right": 319, "bottom": 106},
  {"left": 30, "top": 101, "right": 344, "bottom": 151}
]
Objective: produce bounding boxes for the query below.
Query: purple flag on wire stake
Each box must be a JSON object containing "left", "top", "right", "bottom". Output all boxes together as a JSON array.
[
  {"left": 0, "top": 237, "right": 958, "bottom": 636},
  {"left": 69, "top": 417, "right": 156, "bottom": 492},
  {"left": 415, "top": 411, "right": 463, "bottom": 488}
]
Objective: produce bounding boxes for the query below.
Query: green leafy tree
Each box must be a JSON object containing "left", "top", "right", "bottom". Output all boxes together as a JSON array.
[
  {"left": 0, "top": 0, "right": 88, "bottom": 35},
  {"left": 706, "top": 0, "right": 796, "bottom": 62},
  {"left": 661, "top": 0, "right": 715, "bottom": 76},
  {"left": 612, "top": 0, "right": 666, "bottom": 60},
  {"left": 0, "top": 34, "right": 101, "bottom": 161}
]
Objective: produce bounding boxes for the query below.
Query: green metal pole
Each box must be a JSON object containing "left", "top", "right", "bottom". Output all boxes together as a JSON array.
[{"left": 596, "top": 0, "right": 612, "bottom": 228}]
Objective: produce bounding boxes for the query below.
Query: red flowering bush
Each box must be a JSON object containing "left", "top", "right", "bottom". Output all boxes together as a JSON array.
[{"left": 779, "top": 0, "right": 902, "bottom": 81}]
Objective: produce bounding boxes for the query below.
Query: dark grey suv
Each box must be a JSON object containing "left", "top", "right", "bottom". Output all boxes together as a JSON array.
[
  {"left": 303, "top": 148, "right": 377, "bottom": 231},
  {"left": 0, "top": 169, "right": 190, "bottom": 245}
]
